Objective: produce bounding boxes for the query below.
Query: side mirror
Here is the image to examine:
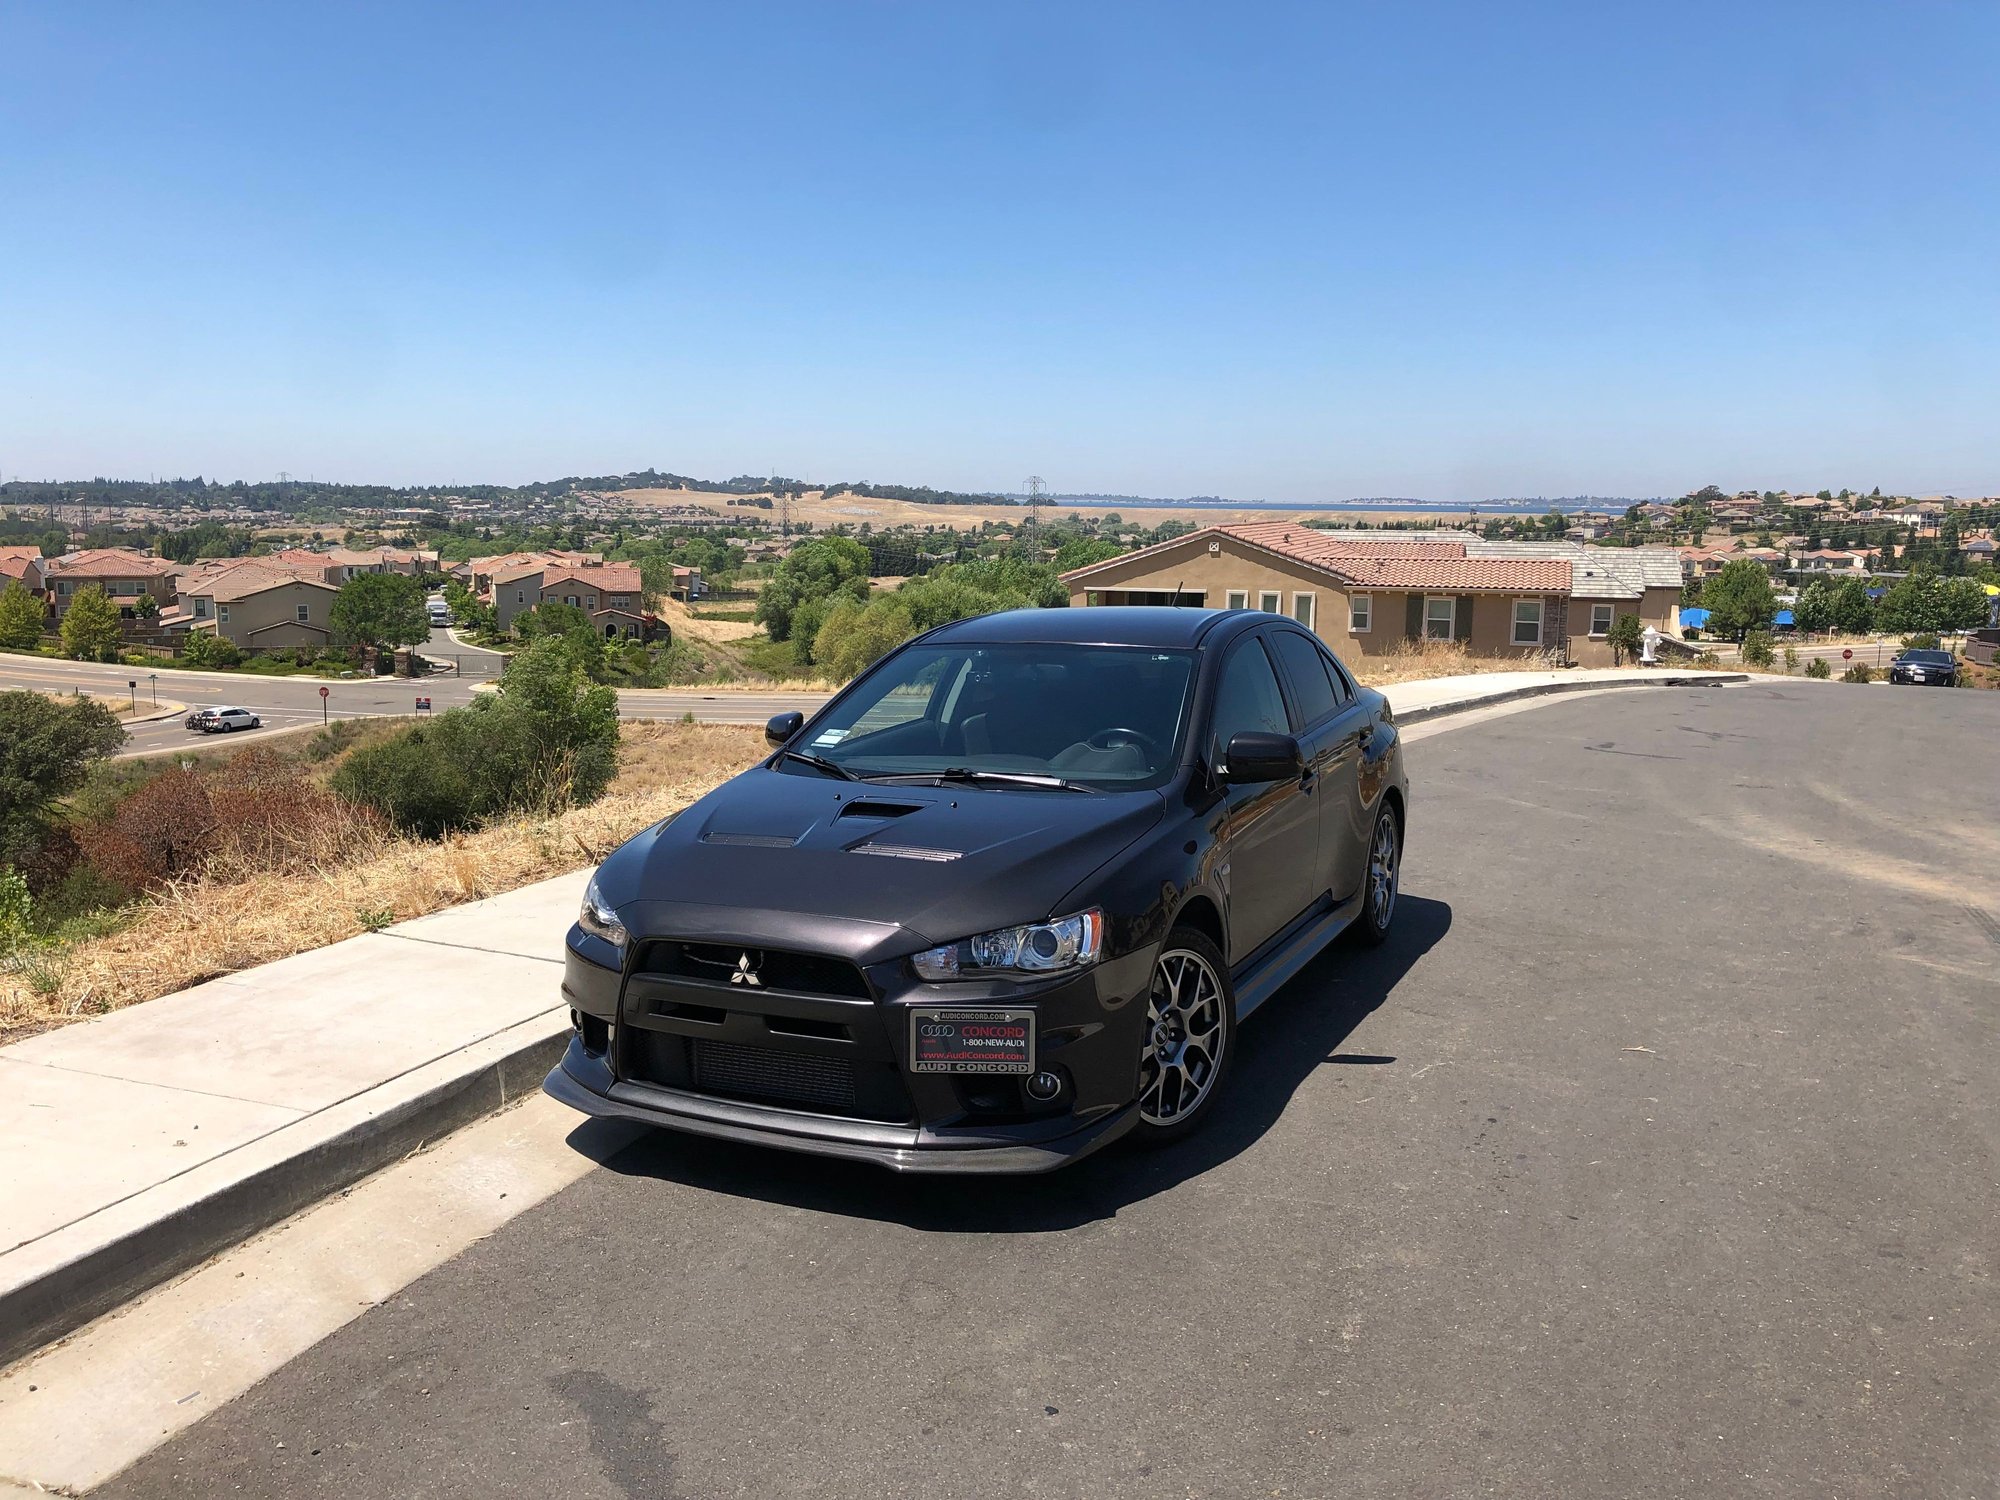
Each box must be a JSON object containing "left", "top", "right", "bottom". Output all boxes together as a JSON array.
[
  {"left": 765, "top": 710, "right": 805, "bottom": 748},
  {"left": 1223, "top": 730, "right": 1303, "bottom": 784}
]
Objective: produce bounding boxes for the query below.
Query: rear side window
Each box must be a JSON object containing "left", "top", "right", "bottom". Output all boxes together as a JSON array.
[
  {"left": 1209, "top": 637, "right": 1290, "bottom": 761},
  {"left": 1269, "top": 630, "right": 1338, "bottom": 727}
]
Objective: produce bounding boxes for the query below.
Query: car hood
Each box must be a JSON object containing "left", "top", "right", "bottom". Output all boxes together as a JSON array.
[{"left": 597, "top": 765, "right": 1167, "bottom": 956}]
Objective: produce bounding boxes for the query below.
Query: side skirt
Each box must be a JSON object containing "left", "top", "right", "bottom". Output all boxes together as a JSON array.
[{"left": 1230, "top": 894, "right": 1359, "bottom": 1020}]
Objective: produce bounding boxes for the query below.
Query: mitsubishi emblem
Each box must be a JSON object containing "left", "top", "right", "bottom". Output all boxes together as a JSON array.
[{"left": 730, "top": 952, "right": 763, "bottom": 986}]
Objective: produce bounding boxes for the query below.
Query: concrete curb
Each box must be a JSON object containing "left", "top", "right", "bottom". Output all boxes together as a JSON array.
[
  {"left": 0, "top": 1015, "right": 567, "bottom": 1371},
  {"left": 1391, "top": 672, "right": 1750, "bottom": 725}
]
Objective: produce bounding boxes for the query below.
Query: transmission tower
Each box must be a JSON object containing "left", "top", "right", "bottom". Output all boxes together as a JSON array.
[{"left": 1023, "top": 475, "right": 1045, "bottom": 555}]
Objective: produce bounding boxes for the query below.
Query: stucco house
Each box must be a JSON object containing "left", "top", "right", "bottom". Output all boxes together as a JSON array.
[
  {"left": 0, "top": 546, "right": 45, "bottom": 601},
  {"left": 43, "top": 548, "right": 177, "bottom": 619},
  {"left": 1058, "top": 524, "right": 1682, "bottom": 667},
  {"left": 174, "top": 561, "right": 341, "bottom": 647}
]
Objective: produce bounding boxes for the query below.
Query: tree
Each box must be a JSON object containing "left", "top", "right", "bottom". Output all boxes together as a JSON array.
[
  {"left": 330, "top": 572, "right": 429, "bottom": 651},
  {"left": 1698, "top": 559, "right": 1776, "bottom": 640},
  {"left": 59, "top": 584, "right": 123, "bottom": 661},
  {"left": 1792, "top": 577, "right": 1837, "bottom": 633},
  {"left": 1937, "top": 576, "right": 1991, "bottom": 633},
  {"left": 0, "top": 690, "right": 126, "bottom": 865},
  {"left": 1607, "top": 614, "right": 1644, "bottom": 666},
  {"left": 0, "top": 581, "right": 44, "bottom": 649},
  {"left": 813, "top": 599, "right": 915, "bottom": 681},
  {"left": 754, "top": 536, "right": 871, "bottom": 642},
  {"left": 1831, "top": 577, "right": 1874, "bottom": 634}
]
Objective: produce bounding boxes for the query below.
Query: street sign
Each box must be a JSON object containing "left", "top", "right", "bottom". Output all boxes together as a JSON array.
[
  {"left": 319, "top": 683, "right": 331, "bottom": 725},
  {"left": 319, "top": 685, "right": 330, "bottom": 697},
  {"left": 416, "top": 696, "right": 432, "bottom": 712},
  {"left": 1842, "top": 648, "right": 1854, "bottom": 660}
]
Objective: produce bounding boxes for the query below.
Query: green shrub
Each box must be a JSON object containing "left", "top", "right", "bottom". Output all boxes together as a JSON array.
[
  {"left": 1782, "top": 645, "right": 1799, "bottom": 674},
  {"left": 1900, "top": 633, "right": 1942, "bottom": 651},
  {"left": 331, "top": 637, "right": 619, "bottom": 835},
  {"left": 1741, "top": 630, "right": 1775, "bottom": 667},
  {"left": 1841, "top": 662, "right": 1874, "bottom": 683},
  {"left": 1805, "top": 657, "right": 1832, "bottom": 679},
  {"left": 182, "top": 632, "right": 243, "bottom": 669}
]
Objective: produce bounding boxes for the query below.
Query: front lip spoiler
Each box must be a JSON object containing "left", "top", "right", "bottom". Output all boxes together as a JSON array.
[{"left": 542, "top": 1047, "right": 1139, "bottom": 1175}]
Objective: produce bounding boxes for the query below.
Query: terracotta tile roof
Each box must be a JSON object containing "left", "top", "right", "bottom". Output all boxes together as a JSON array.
[
  {"left": 1334, "top": 556, "right": 1572, "bottom": 593},
  {"left": 0, "top": 546, "right": 42, "bottom": 562},
  {"left": 185, "top": 560, "right": 340, "bottom": 602},
  {"left": 44, "top": 548, "right": 175, "bottom": 578},
  {"left": 542, "top": 562, "right": 643, "bottom": 594},
  {"left": 0, "top": 556, "right": 42, "bottom": 583},
  {"left": 1220, "top": 522, "right": 1469, "bottom": 561}
]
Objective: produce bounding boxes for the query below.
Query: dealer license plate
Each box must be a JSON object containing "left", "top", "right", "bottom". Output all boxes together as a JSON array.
[{"left": 909, "top": 1008, "right": 1036, "bottom": 1074}]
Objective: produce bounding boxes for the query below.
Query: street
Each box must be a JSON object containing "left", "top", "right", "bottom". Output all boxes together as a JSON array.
[
  {"left": 77, "top": 682, "right": 2000, "bottom": 1498},
  {"left": 0, "top": 645, "right": 831, "bottom": 756}
]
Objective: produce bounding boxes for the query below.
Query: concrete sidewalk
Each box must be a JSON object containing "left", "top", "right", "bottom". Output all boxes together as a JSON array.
[{"left": 0, "top": 665, "right": 1745, "bottom": 1369}]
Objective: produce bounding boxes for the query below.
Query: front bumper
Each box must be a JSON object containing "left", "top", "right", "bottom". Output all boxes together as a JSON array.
[{"left": 545, "top": 924, "right": 1156, "bottom": 1174}]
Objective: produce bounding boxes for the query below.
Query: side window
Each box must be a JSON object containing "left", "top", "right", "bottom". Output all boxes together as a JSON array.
[
  {"left": 1269, "top": 630, "right": 1338, "bottom": 727},
  {"left": 1319, "top": 644, "right": 1356, "bottom": 704},
  {"left": 1209, "top": 637, "right": 1290, "bottom": 762}
]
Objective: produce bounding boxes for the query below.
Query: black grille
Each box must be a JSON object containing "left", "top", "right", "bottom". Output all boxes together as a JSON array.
[
  {"left": 638, "top": 941, "right": 871, "bottom": 999},
  {"left": 691, "top": 1040, "right": 856, "bottom": 1112}
]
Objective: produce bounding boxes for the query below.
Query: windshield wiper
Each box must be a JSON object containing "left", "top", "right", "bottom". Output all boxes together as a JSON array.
[
  {"left": 872, "top": 767, "right": 1098, "bottom": 793},
  {"left": 777, "top": 749, "right": 860, "bottom": 781}
]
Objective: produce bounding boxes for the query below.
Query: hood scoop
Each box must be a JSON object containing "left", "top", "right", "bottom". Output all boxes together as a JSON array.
[
  {"left": 700, "top": 831, "right": 800, "bottom": 848},
  {"left": 836, "top": 799, "right": 927, "bottom": 820}
]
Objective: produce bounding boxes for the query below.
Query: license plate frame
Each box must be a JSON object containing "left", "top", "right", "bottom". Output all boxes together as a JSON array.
[{"left": 909, "top": 1008, "right": 1037, "bottom": 1075}]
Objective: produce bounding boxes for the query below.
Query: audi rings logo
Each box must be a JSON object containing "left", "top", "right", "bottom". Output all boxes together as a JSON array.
[
  {"left": 729, "top": 952, "right": 763, "bottom": 986},
  {"left": 918, "top": 1022, "right": 957, "bottom": 1037}
]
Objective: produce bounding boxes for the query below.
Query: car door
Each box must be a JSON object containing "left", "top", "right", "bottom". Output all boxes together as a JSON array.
[
  {"left": 1208, "top": 631, "right": 1320, "bottom": 964},
  {"left": 1267, "top": 629, "right": 1374, "bottom": 902}
]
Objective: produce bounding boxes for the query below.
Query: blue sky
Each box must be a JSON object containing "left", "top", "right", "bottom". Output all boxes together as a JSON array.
[{"left": 3, "top": 1, "right": 1996, "bottom": 500}]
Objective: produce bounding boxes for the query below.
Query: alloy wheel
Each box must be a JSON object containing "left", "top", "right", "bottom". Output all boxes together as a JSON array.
[
  {"left": 1368, "top": 812, "right": 1399, "bottom": 930},
  {"left": 1138, "top": 948, "right": 1227, "bottom": 1126}
]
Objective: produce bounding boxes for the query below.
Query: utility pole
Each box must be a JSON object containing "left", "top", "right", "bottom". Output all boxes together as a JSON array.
[{"left": 1023, "top": 475, "right": 1045, "bottom": 557}]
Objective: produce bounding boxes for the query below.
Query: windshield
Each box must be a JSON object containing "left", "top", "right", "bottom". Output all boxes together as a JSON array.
[
  {"left": 790, "top": 643, "right": 1198, "bottom": 789},
  {"left": 1904, "top": 650, "right": 1954, "bottom": 665}
]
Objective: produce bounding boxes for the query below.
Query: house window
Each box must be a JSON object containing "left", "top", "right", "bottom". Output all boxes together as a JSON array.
[
  {"left": 194, "top": 598, "right": 209, "bottom": 618},
  {"left": 1589, "top": 603, "right": 1614, "bottom": 636},
  {"left": 1512, "top": 598, "right": 1543, "bottom": 646},
  {"left": 296, "top": 604, "right": 310, "bottom": 622},
  {"left": 218, "top": 605, "right": 231, "bottom": 624},
  {"left": 1257, "top": 590, "right": 1281, "bottom": 614},
  {"left": 1424, "top": 596, "right": 1456, "bottom": 641},
  {"left": 1290, "top": 592, "right": 1316, "bottom": 630},
  {"left": 586, "top": 595, "right": 597, "bottom": 609},
  {"left": 1349, "top": 593, "right": 1371, "bottom": 633},
  {"left": 1225, "top": 590, "right": 1249, "bottom": 610}
]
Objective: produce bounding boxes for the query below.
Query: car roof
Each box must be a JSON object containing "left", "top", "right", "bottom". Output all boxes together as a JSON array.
[{"left": 922, "top": 605, "right": 1249, "bottom": 649}]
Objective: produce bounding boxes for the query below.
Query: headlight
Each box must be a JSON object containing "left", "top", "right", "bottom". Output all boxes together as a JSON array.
[
  {"left": 577, "top": 874, "right": 628, "bottom": 952},
  {"left": 912, "top": 909, "right": 1104, "bottom": 981}
]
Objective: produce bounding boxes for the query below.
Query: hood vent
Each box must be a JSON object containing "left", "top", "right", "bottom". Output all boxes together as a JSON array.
[
  {"left": 701, "top": 832, "right": 800, "bottom": 848},
  {"left": 836, "top": 799, "right": 926, "bottom": 820},
  {"left": 850, "top": 843, "right": 963, "bottom": 863}
]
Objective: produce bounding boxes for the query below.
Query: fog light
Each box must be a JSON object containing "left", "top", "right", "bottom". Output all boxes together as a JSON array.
[{"left": 1024, "top": 1070, "right": 1064, "bottom": 1102}]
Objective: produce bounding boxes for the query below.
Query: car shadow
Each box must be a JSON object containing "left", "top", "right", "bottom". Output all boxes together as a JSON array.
[{"left": 591, "top": 895, "right": 1452, "bottom": 1231}]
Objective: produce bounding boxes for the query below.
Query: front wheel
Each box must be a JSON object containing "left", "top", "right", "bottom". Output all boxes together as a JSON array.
[
  {"left": 1129, "top": 927, "right": 1237, "bottom": 1149},
  {"left": 1351, "top": 803, "right": 1400, "bottom": 947}
]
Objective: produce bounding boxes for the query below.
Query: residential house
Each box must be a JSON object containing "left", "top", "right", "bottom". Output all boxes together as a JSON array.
[
  {"left": 174, "top": 561, "right": 340, "bottom": 647},
  {"left": 0, "top": 546, "right": 46, "bottom": 602},
  {"left": 1793, "top": 549, "right": 1875, "bottom": 575},
  {"left": 43, "top": 548, "right": 177, "bottom": 619},
  {"left": 1058, "top": 524, "right": 1682, "bottom": 668},
  {"left": 481, "top": 552, "right": 658, "bottom": 638}
]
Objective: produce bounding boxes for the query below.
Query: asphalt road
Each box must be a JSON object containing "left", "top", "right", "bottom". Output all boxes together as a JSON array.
[
  {"left": 90, "top": 682, "right": 2000, "bottom": 1498},
  {"left": 0, "top": 649, "right": 830, "bottom": 756}
]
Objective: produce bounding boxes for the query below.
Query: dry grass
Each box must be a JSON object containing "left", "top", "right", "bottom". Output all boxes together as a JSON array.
[
  {"left": 1348, "top": 639, "right": 1563, "bottom": 687},
  {"left": 0, "top": 722, "right": 764, "bottom": 1040}
]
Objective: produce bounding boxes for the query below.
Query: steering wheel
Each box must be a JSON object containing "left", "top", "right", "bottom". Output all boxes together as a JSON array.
[{"left": 1085, "top": 726, "right": 1164, "bottom": 761}]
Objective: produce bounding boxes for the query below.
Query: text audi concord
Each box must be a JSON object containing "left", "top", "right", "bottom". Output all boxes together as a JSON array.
[{"left": 545, "top": 606, "right": 1408, "bottom": 1172}]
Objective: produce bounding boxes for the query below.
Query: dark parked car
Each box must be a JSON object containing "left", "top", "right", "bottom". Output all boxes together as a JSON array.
[
  {"left": 546, "top": 607, "right": 1409, "bottom": 1173},
  {"left": 1887, "top": 649, "right": 1958, "bottom": 687}
]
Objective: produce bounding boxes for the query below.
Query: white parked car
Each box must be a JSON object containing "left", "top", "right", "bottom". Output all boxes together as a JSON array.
[{"left": 202, "top": 706, "right": 262, "bottom": 733}]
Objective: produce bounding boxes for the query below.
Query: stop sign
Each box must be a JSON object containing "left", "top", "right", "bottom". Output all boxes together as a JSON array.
[
  {"left": 319, "top": 685, "right": 330, "bottom": 698},
  {"left": 1842, "top": 648, "right": 1854, "bottom": 661}
]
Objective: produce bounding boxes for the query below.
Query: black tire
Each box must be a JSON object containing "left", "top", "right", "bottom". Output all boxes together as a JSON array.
[
  {"left": 1350, "top": 801, "right": 1401, "bottom": 948},
  {"left": 1128, "top": 925, "right": 1237, "bottom": 1149}
]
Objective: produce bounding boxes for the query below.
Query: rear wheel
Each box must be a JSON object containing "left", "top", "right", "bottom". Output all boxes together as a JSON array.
[
  {"left": 1351, "top": 802, "right": 1400, "bottom": 947},
  {"left": 1129, "top": 927, "right": 1236, "bottom": 1148}
]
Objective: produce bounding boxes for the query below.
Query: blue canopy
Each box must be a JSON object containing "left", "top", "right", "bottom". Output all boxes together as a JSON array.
[
  {"left": 1680, "top": 607, "right": 1710, "bottom": 628},
  {"left": 1774, "top": 609, "right": 1794, "bottom": 627}
]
